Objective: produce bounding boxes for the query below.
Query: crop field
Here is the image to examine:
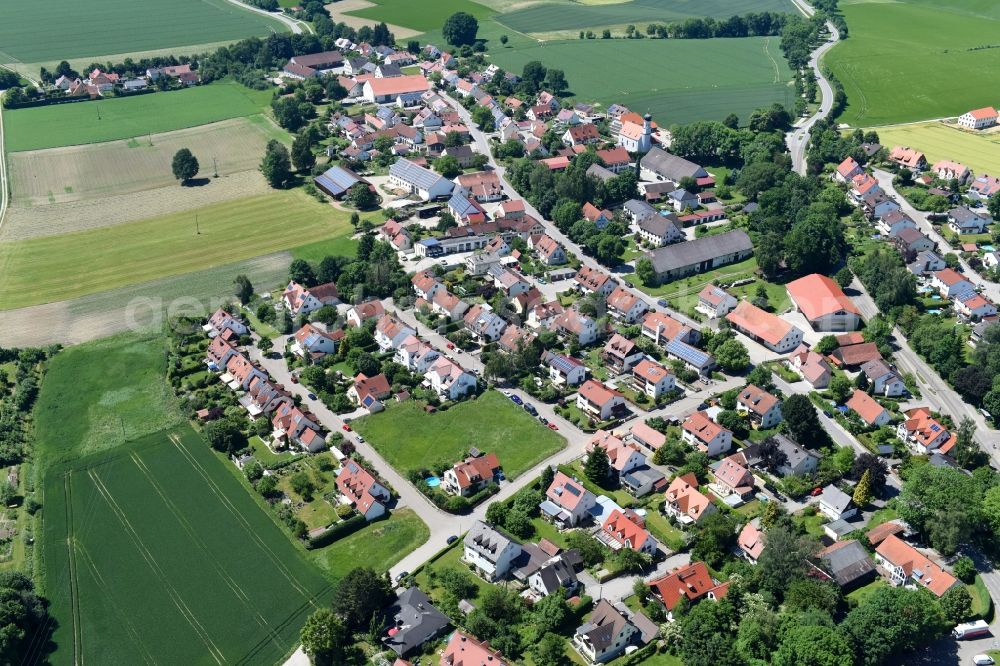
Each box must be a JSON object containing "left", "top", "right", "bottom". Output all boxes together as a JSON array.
[
  {"left": 0, "top": 190, "right": 353, "bottom": 310},
  {"left": 40, "top": 426, "right": 333, "bottom": 666},
  {"left": 9, "top": 116, "right": 287, "bottom": 208},
  {"left": 345, "top": 0, "right": 495, "bottom": 32},
  {"left": 871, "top": 122, "right": 1000, "bottom": 177},
  {"left": 489, "top": 37, "right": 794, "bottom": 125},
  {"left": 497, "top": 0, "right": 794, "bottom": 34},
  {"left": 353, "top": 390, "right": 565, "bottom": 478},
  {"left": 3, "top": 83, "right": 274, "bottom": 152},
  {"left": 0, "top": 0, "right": 284, "bottom": 65},
  {"left": 826, "top": 0, "right": 1000, "bottom": 126}
]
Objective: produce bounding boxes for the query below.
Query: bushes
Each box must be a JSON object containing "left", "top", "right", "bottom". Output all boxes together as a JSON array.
[{"left": 306, "top": 513, "right": 368, "bottom": 549}]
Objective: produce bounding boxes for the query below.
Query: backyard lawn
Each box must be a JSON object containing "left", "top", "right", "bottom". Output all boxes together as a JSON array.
[
  {"left": 637, "top": 257, "right": 790, "bottom": 314},
  {"left": 353, "top": 391, "right": 566, "bottom": 478},
  {"left": 308, "top": 510, "right": 429, "bottom": 584}
]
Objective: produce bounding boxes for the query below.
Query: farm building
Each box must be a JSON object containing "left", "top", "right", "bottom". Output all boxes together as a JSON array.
[{"left": 644, "top": 230, "right": 753, "bottom": 282}]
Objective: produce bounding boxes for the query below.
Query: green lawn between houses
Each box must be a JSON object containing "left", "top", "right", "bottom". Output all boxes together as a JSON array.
[
  {"left": 353, "top": 390, "right": 566, "bottom": 478},
  {"left": 3, "top": 83, "right": 275, "bottom": 151},
  {"left": 0, "top": 189, "right": 353, "bottom": 310},
  {"left": 0, "top": 0, "right": 284, "bottom": 66},
  {"left": 826, "top": 0, "right": 1000, "bottom": 127}
]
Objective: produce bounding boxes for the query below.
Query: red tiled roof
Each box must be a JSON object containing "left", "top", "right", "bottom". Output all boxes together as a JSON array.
[
  {"left": 786, "top": 274, "right": 860, "bottom": 320},
  {"left": 726, "top": 301, "right": 793, "bottom": 346},
  {"left": 648, "top": 561, "right": 728, "bottom": 611}
]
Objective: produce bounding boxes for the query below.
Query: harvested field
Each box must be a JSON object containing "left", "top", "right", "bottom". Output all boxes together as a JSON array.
[
  {"left": 1, "top": 170, "right": 273, "bottom": 241},
  {"left": 871, "top": 122, "right": 1000, "bottom": 178},
  {"left": 0, "top": 190, "right": 352, "bottom": 310},
  {"left": 324, "top": 0, "right": 421, "bottom": 39},
  {"left": 8, "top": 116, "right": 286, "bottom": 208}
]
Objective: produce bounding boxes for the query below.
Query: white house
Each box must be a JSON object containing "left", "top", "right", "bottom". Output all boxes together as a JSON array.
[
  {"left": 573, "top": 600, "right": 640, "bottom": 664},
  {"left": 542, "top": 471, "right": 597, "bottom": 528},
  {"left": 394, "top": 335, "right": 440, "bottom": 372},
  {"left": 958, "top": 106, "right": 999, "bottom": 130},
  {"left": 696, "top": 285, "right": 738, "bottom": 318},
  {"left": 930, "top": 268, "right": 976, "bottom": 299},
  {"left": 736, "top": 384, "right": 783, "bottom": 429},
  {"left": 948, "top": 206, "right": 989, "bottom": 235},
  {"left": 631, "top": 358, "right": 676, "bottom": 399},
  {"left": 606, "top": 287, "right": 649, "bottom": 324},
  {"left": 291, "top": 323, "right": 341, "bottom": 357},
  {"left": 818, "top": 485, "right": 857, "bottom": 521},
  {"left": 897, "top": 408, "right": 950, "bottom": 454},
  {"left": 282, "top": 281, "right": 340, "bottom": 316},
  {"left": 546, "top": 352, "right": 588, "bottom": 386},
  {"left": 375, "top": 315, "right": 415, "bottom": 351},
  {"left": 860, "top": 359, "right": 907, "bottom": 398},
  {"left": 553, "top": 310, "right": 599, "bottom": 346},
  {"left": 682, "top": 412, "right": 732, "bottom": 457},
  {"left": 956, "top": 293, "right": 998, "bottom": 320},
  {"left": 576, "top": 380, "right": 627, "bottom": 421},
  {"left": 424, "top": 357, "right": 477, "bottom": 401},
  {"left": 464, "top": 521, "right": 522, "bottom": 581}
]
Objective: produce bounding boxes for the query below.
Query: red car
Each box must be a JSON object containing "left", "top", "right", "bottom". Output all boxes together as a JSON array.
[
  {"left": 342, "top": 424, "right": 352, "bottom": 432},
  {"left": 547, "top": 423, "right": 559, "bottom": 431},
  {"left": 811, "top": 487, "right": 823, "bottom": 497},
  {"left": 446, "top": 342, "right": 455, "bottom": 350}
]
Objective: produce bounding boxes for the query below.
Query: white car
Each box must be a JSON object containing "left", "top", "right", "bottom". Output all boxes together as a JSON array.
[{"left": 973, "top": 655, "right": 995, "bottom": 666}]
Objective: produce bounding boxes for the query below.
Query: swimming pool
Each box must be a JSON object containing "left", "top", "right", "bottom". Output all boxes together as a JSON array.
[{"left": 425, "top": 476, "right": 441, "bottom": 488}]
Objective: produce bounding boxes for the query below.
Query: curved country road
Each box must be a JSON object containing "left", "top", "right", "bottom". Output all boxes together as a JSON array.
[
  {"left": 222, "top": 0, "right": 313, "bottom": 34},
  {"left": 785, "top": 0, "right": 841, "bottom": 174}
]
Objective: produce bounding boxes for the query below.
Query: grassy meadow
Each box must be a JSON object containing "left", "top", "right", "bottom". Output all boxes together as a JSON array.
[
  {"left": 869, "top": 122, "right": 1000, "bottom": 176},
  {"left": 826, "top": 0, "right": 1000, "bottom": 126},
  {"left": 353, "top": 390, "right": 566, "bottom": 478},
  {"left": 0, "top": 190, "right": 353, "bottom": 310},
  {"left": 347, "top": 0, "right": 495, "bottom": 32},
  {"left": 0, "top": 0, "right": 283, "bottom": 64},
  {"left": 489, "top": 37, "right": 795, "bottom": 125},
  {"left": 3, "top": 83, "right": 274, "bottom": 151}
]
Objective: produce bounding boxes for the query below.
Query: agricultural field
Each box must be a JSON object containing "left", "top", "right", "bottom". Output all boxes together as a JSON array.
[
  {"left": 869, "top": 122, "right": 1000, "bottom": 177},
  {"left": 41, "top": 425, "right": 333, "bottom": 665},
  {"left": 0, "top": 0, "right": 284, "bottom": 65},
  {"left": 3, "top": 83, "right": 274, "bottom": 152},
  {"left": 496, "top": 0, "right": 795, "bottom": 35},
  {"left": 353, "top": 390, "right": 566, "bottom": 479},
  {"left": 345, "top": 0, "right": 495, "bottom": 33},
  {"left": 8, "top": 116, "right": 287, "bottom": 208},
  {"left": 826, "top": 0, "right": 1000, "bottom": 126},
  {"left": 489, "top": 37, "right": 795, "bottom": 125},
  {"left": 0, "top": 190, "right": 353, "bottom": 310}
]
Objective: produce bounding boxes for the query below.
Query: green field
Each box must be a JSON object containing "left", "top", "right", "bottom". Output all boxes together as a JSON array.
[
  {"left": 308, "top": 510, "right": 429, "bottom": 582},
  {"left": 41, "top": 426, "right": 332, "bottom": 665},
  {"left": 826, "top": 0, "right": 1000, "bottom": 126},
  {"left": 488, "top": 37, "right": 794, "bottom": 125},
  {"left": 353, "top": 391, "right": 566, "bottom": 478},
  {"left": 869, "top": 122, "right": 1000, "bottom": 176},
  {"left": 0, "top": 0, "right": 283, "bottom": 64},
  {"left": 497, "top": 0, "right": 794, "bottom": 34},
  {"left": 0, "top": 190, "right": 352, "bottom": 310},
  {"left": 3, "top": 83, "right": 274, "bottom": 152},
  {"left": 347, "top": 0, "right": 495, "bottom": 33}
]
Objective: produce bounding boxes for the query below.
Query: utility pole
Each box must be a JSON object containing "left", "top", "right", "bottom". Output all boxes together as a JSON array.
[
  {"left": 213, "top": 157, "right": 218, "bottom": 178},
  {"left": 195, "top": 213, "right": 200, "bottom": 235}
]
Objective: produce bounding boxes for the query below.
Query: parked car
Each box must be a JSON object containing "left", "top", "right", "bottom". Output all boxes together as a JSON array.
[
  {"left": 822, "top": 410, "right": 833, "bottom": 418},
  {"left": 510, "top": 395, "right": 523, "bottom": 405},
  {"left": 811, "top": 487, "right": 823, "bottom": 497},
  {"left": 307, "top": 393, "right": 317, "bottom": 400},
  {"left": 547, "top": 423, "right": 559, "bottom": 431},
  {"left": 502, "top": 390, "right": 511, "bottom": 397},
  {"left": 539, "top": 416, "right": 548, "bottom": 425},
  {"left": 290, "top": 376, "right": 299, "bottom": 384},
  {"left": 342, "top": 424, "right": 352, "bottom": 431},
  {"left": 446, "top": 535, "right": 458, "bottom": 545},
  {"left": 394, "top": 571, "right": 409, "bottom": 584},
  {"left": 447, "top": 342, "right": 455, "bottom": 350},
  {"left": 523, "top": 403, "right": 537, "bottom": 416},
  {"left": 657, "top": 299, "right": 669, "bottom": 308},
  {"left": 623, "top": 279, "right": 634, "bottom": 288},
  {"left": 972, "top": 656, "right": 994, "bottom": 666},
  {"left": 356, "top": 435, "right": 365, "bottom": 444}
]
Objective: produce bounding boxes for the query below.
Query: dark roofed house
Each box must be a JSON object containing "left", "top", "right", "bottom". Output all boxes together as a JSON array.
[
  {"left": 646, "top": 230, "right": 753, "bottom": 282},
  {"left": 383, "top": 587, "right": 450, "bottom": 657},
  {"left": 573, "top": 599, "right": 639, "bottom": 664},
  {"left": 640, "top": 147, "right": 708, "bottom": 183},
  {"left": 815, "top": 540, "right": 877, "bottom": 591},
  {"left": 290, "top": 50, "right": 344, "bottom": 71},
  {"left": 315, "top": 165, "right": 366, "bottom": 198}
]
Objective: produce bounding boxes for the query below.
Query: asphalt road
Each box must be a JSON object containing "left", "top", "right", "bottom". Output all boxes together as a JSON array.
[{"left": 785, "top": 0, "right": 841, "bottom": 175}]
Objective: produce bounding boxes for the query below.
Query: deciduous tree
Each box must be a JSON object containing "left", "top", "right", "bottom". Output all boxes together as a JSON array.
[{"left": 172, "top": 148, "right": 199, "bottom": 184}]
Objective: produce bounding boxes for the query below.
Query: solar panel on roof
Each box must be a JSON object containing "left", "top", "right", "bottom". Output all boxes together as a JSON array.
[
  {"left": 565, "top": 484, "right": 581, "bottom": 496},
  {"left": 666, "top": 338, "right": 710, "bottom": 367}
]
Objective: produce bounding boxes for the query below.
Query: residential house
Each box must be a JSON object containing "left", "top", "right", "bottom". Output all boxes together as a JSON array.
[
  {"left": 463, "top": 304, "right": 507, "bottom": 343},
  {"left": 602, "top": 334, "right": 644, "bottom": 374},
  {"left": 449, "top": 194, "right": 486, "bottom": 224},
  {"left": 627, "top": 422, "right": 667, "bottom": 454},
  {"left": 786, "top": 273, "right": 862, "bottom": 332},
  {"left": 574, "top": 266, "right": 618, "bottom": 297},
  {"left": 464, "top": 251, "right": 500, "bottom": 276},
  {"left": 933, "top": 160, "right": 971, "bottom": 183},
  {"left": 376, "top": 315, "right": 416, "bottom": 351},
  {"left": 383, "top": 587, "right": 450, "bottom": 657},
  {"left": 640, "top": 312, "right": 700, "bottom": 347},
  {"left": 889, "top": 146, "right": 927, "bottom": 171},
  {"left": 282, "top": 280, "right": 339, "bottom": 316},
  {"left": 682, "top": 412, "right": 733, "bottom": 457},
  {"left": 970, "top": 174, "right": 1000, "bottom": 200},
  {"left": 240, "top": 377, "right": 292, "bottom": 418},
  {"left": 573, "top": 600, "right": 640, "bottom": 664},
  {"left": 528, "top": 552, "right": 581, "bottom": 598},
  {"left": 443, "top": 453, "right": 502, "bottom": 497},
  {"left": 597, "top": 147, "right": 631, "bottom": 173},
  {"left": 204, "top": 308, "right": 247, "bottom": 341},
  {"left": 640, "top": 147, "right": 708, "bottom": 184},
  {"left": 647, "top": 562, "right": 729, "bottom": 615},
  {"left": 528, "top": 300, "right": 565, "bottom": 329},
  {"left": 529, "top": 234, "right": 567, "bottom": 265},
  {"left": 958, "top": 106, "right": 998, "bottom": 130},
  {"left": 645, "top": 230, "right": 754, "bottom": 282},
  {"left": 222, "top": 354, "right": 268, "bottom": 391},
  {"left": 818, "top": 485, "right": 857, "bottom": 521},
  {"left": 271, "top": 404, "right": 325, "bottom": 453},
  {"left": 789, "top": 345, "right": 832, "bottom": 388},
  {"left": 726, "top": 301, "right": 804, "bottom": 353},
  {"left": 489, "top": 265, "right": 531, "bottom": 297},
  {"left": 956, "top": 292, "right": 997, "bottom": 320},
  {"left": 861, "top": 359, "right": 907, "bottom": 397},
  {"left": 605, "top": 287, "right": 649, "bottom": 324},
  {"left": 623, "top": 199, "right": 659, "bottom": 225},
  {"left": 440, "top": 631, "right": 509, "bottom": 666},
  {"left": 631, "top": 359, "right": 676, "bottom": 399},
  {"left": 587, "top": 430, "right": 645, "bottom": 478},
  {"left": 850, "top": 173, "right": 881, "bottom": 202},
  {"left": 846, "top": 389, "right": 891, "bottom": 428},
  {"left": 389, "top": 158, "right": 454, "bottom": 200},
  {"left": 877, "top": 209, "right": 917, "bottom": 237},
  {"left": 738, "top": 520, "right": 765, "bottom": 564},
  {"left": 667, "top": 189, "right": 698, "bottom": 212},
  {"left": 582, "top": 202, "right": 614, "bottom": 228},
  {"left": 428, "top": 289, "right": 470, "bottom": 321},
  {"left": 756, "top": 433, "right": 819, "bottom": 476},
  {"left": 835, "top": 156, "right": 863, "bottom": 183},
  {"left": 815, "top": 540, "right": 877, "bottom": 591},
  {"left": 562, "top": 124, "right": 600, "bottom": 146},
  {"left": 897, "top": 407, "right": 950, "bottom": 454},
  {"left": 206, "top": 337, "right": 239, "bottom": 371},
  {"left": 712, "top": 457, "right": 755, "bottom": 499},
  {"left": 546, "top": 352, "right": 588, "bottom": 386},
  {"left": 362, "top": 75, "right": 429, "bottom": 106},
  {"left": 463, "top": 521, "right": 522, "bottom": 581},
  {"left": 736, "top": 384, "right": 783, "bottom": 429},
  {"left": 443, "top": 144, "right": 475, "bottom": 168},
  {"left": 697, "top": 285, "right": 738, "bottom": 318},
  {"left": 542, "top": 471, "right": 598, "bottom": 528},
  {"left": 908, "top": 249, "right": 946, "bottom": 276},
  {"left": 425, "top": 357, "right": 477, "bottom": 401},
  {"left": 637, "top": 214, "right": 684, "bottom": 247},
  {"left": 348, "top": 373, "right": 391, "bottom": 411},
  {"left": 291, "top": 323, "right": 342, "bottom": 358},
  {"left": 930, "top": 268, "right": 976, "bottom": 299},
  {"left": 577, "top": 380, "right": 627, "bottom": 421},
  {"left": 663, "top": 473, "right": 715, "bottom": 525},
  {"left": 948, "top": 206, "right": 988, "bottom": 235},
  {"left": 497, "top": 324, "right": 536, "bottom": 354},
  {"left": 599, "top": 510, "right": 657, "bottom": 555},
  {"left": 454, "top": 170, "right": 503, "bottom": 202},
  {"left": 336, "top": 459, "right": 390, "bottom": 520},
  {"left": 346, "top": 299, "right": 385, "bottom": 327},
  {"left": 874, "top": 534, "right": 960, "bottom": 597},
  {"left": 553, "top": 310, "right": 600, "bottom": 346},
  {"left": 621, "top": 466, "right": 666, "bottom": 498},
  {"left": 395, "top": 335, "right": 440, "bottom": 373},
  {"left": 894, "top": 227, "right": 935, "bottom": 255}
]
